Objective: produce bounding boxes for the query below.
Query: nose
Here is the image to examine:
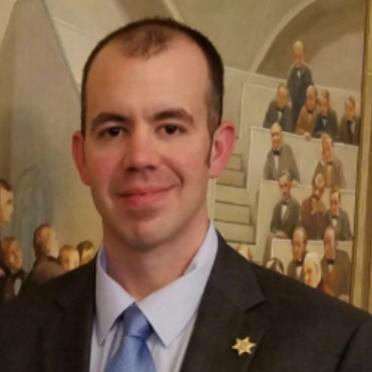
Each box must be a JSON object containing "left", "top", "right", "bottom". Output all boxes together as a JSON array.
[{"left": 122, "top": 127, "right": 158, "bottom": 172}]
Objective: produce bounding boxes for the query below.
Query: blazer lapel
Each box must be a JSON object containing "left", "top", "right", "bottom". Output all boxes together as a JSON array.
[
  {"left": 180, "top": 235, "right": 267, "bottom": 372},
  {"left": 43, "top": 260, "right": 96, "bottom": 372}
]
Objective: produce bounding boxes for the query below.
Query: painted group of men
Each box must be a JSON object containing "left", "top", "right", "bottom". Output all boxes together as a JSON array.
[
  {"left": 263, "top": 40, "right": 360, "bottom": 144},
  {"left": 0, "top": 18, "right": 371, "bottom": 372},
  {"left": 0, "top": 180, "right": 97, "bottom": 302}
]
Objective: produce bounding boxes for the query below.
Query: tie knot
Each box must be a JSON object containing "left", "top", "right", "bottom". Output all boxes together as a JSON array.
[{"left": 123, "top": 304, "right": 152, "bottom": 341}]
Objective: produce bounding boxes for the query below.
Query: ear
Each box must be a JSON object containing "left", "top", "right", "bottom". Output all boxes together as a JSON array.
[
  {"left": 208, "top": 120, "right": 236, "bottom": 178},
  {"left": 71, "top": 131, "right": 91, "bottom": 185}
]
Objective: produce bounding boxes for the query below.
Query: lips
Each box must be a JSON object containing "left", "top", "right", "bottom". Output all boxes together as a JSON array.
[{"left": 117, "top": 185, "right": 175, "bottom": 207}]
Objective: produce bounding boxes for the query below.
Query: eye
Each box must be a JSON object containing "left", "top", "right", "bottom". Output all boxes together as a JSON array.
[
  {"left": 161, "top": 124, "right": 183, "bottom": 136},
  {"left": 99, "top": 126, "right": 127, "bottom": 138}
]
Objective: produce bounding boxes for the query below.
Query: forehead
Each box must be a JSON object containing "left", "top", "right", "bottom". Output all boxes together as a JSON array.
[{"left": 85, "top": 37, "right": 210, "bottom": 119}]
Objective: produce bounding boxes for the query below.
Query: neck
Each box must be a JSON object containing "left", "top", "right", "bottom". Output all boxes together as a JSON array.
[{"left": 103, "top": 214, "right": 210, "bottom": 300}]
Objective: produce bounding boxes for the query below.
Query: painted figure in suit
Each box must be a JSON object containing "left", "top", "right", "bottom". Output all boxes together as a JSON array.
[
  {"left": 287, "top": 40, "right": 313, "bottom": 126},
  {"left": 322, "top": 188, "right": 352, "bottom": 241},
  {"left": 0, "top": 237, "right": 26, "bottom": 302},
  {"left": 295, "top": 84, "right": 318, "bottom": 138},
  {"left": 24, "top": 224, "right": 64, "bottom": 289},
  {"left": 263, "top": 171, "right": 300, "bottom": 264},
  {"left": 312, "top": 133, "right": 347, "bottom": 189},
  {"left": 321, "top": 226, "right": 351, "bottom": 300},
  {"left": 262, "top": 83, "right": 292, "bottom": 132},
  {"left": 300, "top": 173, "right": 326, "bottom": 240},
  {"left": 0, "top": 179, "right": 15, "bottom": 276},
  {"left": 339, "top": 96, "right": 360, "bottom": 145},
  {"left": 313, "top": 89, "right": 338, "bottom": 140},
  {"left": 287, "top": 226, "right": 307, "bottom": 282},
  {"left": 1, "top": 18, "right": 372, "bottom": 372},
  {"left": 262, "top": 123, "right": 300, "bottom": 182}
]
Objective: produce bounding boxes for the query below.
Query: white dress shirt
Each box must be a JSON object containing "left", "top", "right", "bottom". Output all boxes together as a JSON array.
[{"left": 89, "top": 224, "right": 218, "bottom": 372}]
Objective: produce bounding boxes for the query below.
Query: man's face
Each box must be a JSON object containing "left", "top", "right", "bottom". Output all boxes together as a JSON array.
[
  {"left": 324, "top": 229, "right": 336, "bottom": 259},
  {"left": 292, "top": 230, "right": 305, "bottom": 261},
  {"left": 81, "top": 248, "right": 96, "bottom": 265},
  {"left": 276, "top": 87, "right": 288, "bottom": 110},
  {"left": 293, "top": 48, "right": 304, "bottom": 68},
  {"left": 271, "top": 126, "right": 282, "bottom": 150},
  {"left": 3, "top": 241, "right": 22, "bottom": 273},
  {"left": 330, "top": 192, "right": 340, "bottom": 216},
  {"left": 312, "top": 177, "right": 325, "bottom": 201},
  {"left": 278, "top": 175, "right": 291, "bottom": 201},
  {"left": 73, "top": 38, "right": 233, "bottom": 251},
  {"left": 0, "top": 188, "right": 14, "bottom": 224},
  {"left": 344, "top": 100, "right": 355, "bottom": 120},
  {"left": 319, "top": 96, "right": 329, "bottom": 116},
  {"left": 60, "top": 250, "right": 80, "bottom": 272}
]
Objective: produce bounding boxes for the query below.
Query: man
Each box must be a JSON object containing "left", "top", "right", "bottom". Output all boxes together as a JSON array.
[
  {"left": 300, "top": 173, "right": 326, "bottom": 240},
  {"left": 338, "top": 96, "right": 360, "bottom": 145},
  {"left": 262, "top": 83, "right": 292, "bottom": 132},
  {"left": 76, "top": 240, "right": 97, "bottom": 265},
  {"left": 321, "top": 226, "right": 351, "bottom": 300},
  {"left": 322, "top": 188, "right": 352, "bottom": 241},
  {"left": 312, "top": 133, "right": 347, "bottom": 189},
  {"left": 262, "top": 171, "right": 300, "bottom": 264},
  {"left": 287, "top": 40, "right": 313, "bottom": 126},
  {"left": 0, "top": 179, "right": 15, "bottom": 276},
  {"left": 269, "top": 172, "right": 300, "bottom": 239},
  {"left": 262, "top": 122, "right": 300, "bottom": 182},
  {"left": 0, "top": 237, "right": 26, "bottom": 302},
  {"left": 295, "top": 84, "right": 318, "bottom": 137},
  {"left": 1, "top": 18, "right": 372, "bottom": 372},
  {"left": 312, "top": 89, "right": 338, "bottom": 140},
  {"left": 287, "top": 226, "right": 307, "bottom": 282},
  {"left": 0, "top": 179, "right": 14, "bottom": 226},
  {"left": 58, "top": 245, "right": 80, "bottom": 272},
  {"left": 24, "top": 223, "right": 64, "bottom": 288}
]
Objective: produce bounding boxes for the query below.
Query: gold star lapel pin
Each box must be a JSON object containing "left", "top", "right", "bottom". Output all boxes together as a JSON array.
[{"left": 232, "top": 337, "right": 256, "bottom": 356}]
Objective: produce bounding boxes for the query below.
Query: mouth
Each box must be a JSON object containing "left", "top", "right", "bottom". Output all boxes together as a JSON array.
[{"left": 117, "top": 186, "right": 175, "bottom": 207}]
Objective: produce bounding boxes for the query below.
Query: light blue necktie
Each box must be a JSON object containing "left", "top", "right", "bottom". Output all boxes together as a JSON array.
[{"left": 105, "top": 304, "right": 157, "bottom": 372}]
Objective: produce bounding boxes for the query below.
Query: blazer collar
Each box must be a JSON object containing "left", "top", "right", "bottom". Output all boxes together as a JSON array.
[{"left": 180, "top": 234, "right": 267, "bottom": 372}]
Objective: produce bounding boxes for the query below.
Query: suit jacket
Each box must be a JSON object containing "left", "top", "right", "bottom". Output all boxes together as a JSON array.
[
  {"left": 322, "top": 209, "right": 353, "bottom": 241},
  {"left": 295, "top": 105, "right": 317, "bottom": 135},
  {"left": 300, "top": 196, "right": 326, "bottom": 240},
  {"left": 263, "top": 143, "right": 300, "bottom": 182},
  {"left": 270, "top": 196, "right": 300, "bottom": 238},
  {"left": 287, "top": 64, "right": 313, "bottom": 108},
  {"left": 321, "top": 249, "right": 351, "bottom": 299},
  {"left": 313, "top": 110, "right": 339, "bottom": 140},
  {"left": 262, "top": 100, "right": 292, "bottom": 132},
  {"left": 287, "top": 259, "right": 305, "bottom": 283},
  {"left": 312, "top": 156, "right": 347, "bottom": 189},
  {"left": 338, "top": 115, "right": 360, "bottom": 145},
  {"left": 0, "top": 235, "right": 372, "bottom": 372}
]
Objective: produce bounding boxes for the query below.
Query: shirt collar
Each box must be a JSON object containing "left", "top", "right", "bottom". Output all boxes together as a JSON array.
[{"left": 95, "top": 223, "right": 218, "bottom": 347}]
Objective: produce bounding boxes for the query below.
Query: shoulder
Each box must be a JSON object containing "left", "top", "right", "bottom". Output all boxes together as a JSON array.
[
  {"left": 242, "top": 256, "right": 366, "bottom": 330},
  {"left": 0, "top": 261, "right": 95, "bottom": 323}
]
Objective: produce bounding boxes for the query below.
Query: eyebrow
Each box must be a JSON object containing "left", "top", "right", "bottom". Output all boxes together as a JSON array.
[
  {"left": 152, "top": 108, "right": 194, "bottom": 125},
  {"left": 90, "top": 112, "right": 129, "bottom": 133}
]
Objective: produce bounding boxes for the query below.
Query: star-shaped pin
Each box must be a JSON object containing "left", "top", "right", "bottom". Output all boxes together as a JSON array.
[{"left": 232, "top": 337, "right": 256, "bottom": 356}]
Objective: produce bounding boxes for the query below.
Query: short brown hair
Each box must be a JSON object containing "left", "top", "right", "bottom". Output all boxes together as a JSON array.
[{"left": 81, "top": 18, "right": 224, "bottom": 136}]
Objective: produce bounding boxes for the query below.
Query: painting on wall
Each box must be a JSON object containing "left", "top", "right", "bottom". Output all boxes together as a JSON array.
[{"left": 211, "top": 0, "right": 368, "bottom": 304}]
